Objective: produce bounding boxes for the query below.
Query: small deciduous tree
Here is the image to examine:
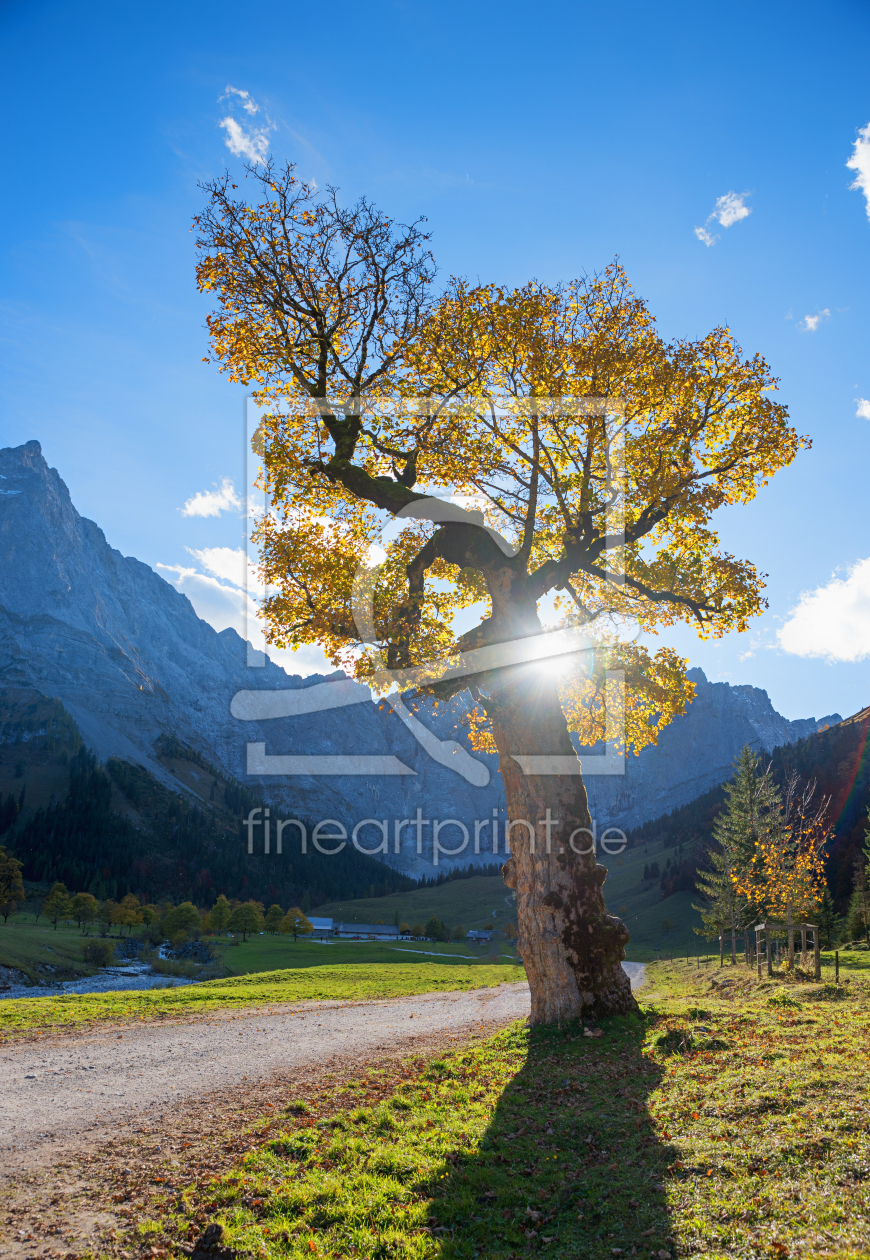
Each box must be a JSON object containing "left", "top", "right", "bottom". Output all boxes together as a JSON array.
[
  {"left": 733, "top": 773, "right": 830, "bottom": 968},
  {"left": 264, "top": 903, "right": 285, "bottom": 934},
  {"left": 43, "top": 881, "right": 71, "bottom": 930},
  {"left": 196, "top": 162, "right": 806, "bottom": 1025},
  {"left": 71, "top": 891, "right": 99, "bottom": 933},
  {"left": 116, "top": 893, "right": 142, "bottom": 935},
  {"left": 210, "top": 894, "right": 232, "bottom": 934},
  {"left": 164, "top": 901, "right": 203, "bottom": 939},
  {"left": 140, "top": 903, "right": 160, "bottom": 929},
  {"left": 97, "top": 898, "right": 117, "bottom": 937},
  {"left": 0, "top": 846, "right": 25, "bottom": 923},
  {"left": 230, "top": 900, "right": 265, "bottom": 940},
  {"left": 279, "top": 906, "right": 312, "bottom": 940}
]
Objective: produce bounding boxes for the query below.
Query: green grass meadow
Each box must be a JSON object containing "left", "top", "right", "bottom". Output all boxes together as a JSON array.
[
  {"left": 314, "top": 874, "right": 517, "bottom": 933},
  {"left": 213, "top": 933, "right": 518, "bottom": 976},
  {"left": 0, "top": 914, "right": 98, "bottom": 983},
  {"left": 125, "top": 954, "right": 870, "bottom": 1260},
  {"left": 0, "top": 962, "right": 525, "bottom": 1040}
]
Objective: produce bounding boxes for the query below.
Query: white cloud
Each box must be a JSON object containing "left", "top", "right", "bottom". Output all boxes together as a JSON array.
[
  {"left": 219, "top": 117, "right": 274, "bottom": 163},
  {"left": 694, "top": 190, "right": 751, "bottom": 245},
  {"left": 847, "top": 122, "right": 870, "bottom": 221},
  {"left": 158, "top": 564, "right": 256, "bottom": 634},
  {"left": 186, "top": 545, "right": 250, "bottom": 587},
  {"left": 180, "top": 478, "right": 241, "bottom": 518},
  {"left": 857, "top": 398, "right": 870, "bottom": 420},
  {"left": 778, "top": 557, "right": 870, "bottom": 662},
  {"left": 694, "top": 225, "right": 718, "bottom": 248},
  {"left": 157, "top": 562, "right": 331, "bottom": 675},
  {"left": 798, "top": 308, "right": 830, "bottom": 333},
  {"left": 712, "top": 191, "right": 752, "bottom": 228},
  {"left": 220, "top": 85, "right": 260, "bottom": 115}
]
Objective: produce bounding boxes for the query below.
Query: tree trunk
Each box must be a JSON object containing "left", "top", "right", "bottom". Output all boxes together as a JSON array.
[
  {"left": 731, "top": 926, "right": 736, "bottom": 966},
  {"left": 484, "top": 664, "right": 636, "bottom": 1025},
  {"left": 787, "top": 903, "right": 794, "bottom": 970}
]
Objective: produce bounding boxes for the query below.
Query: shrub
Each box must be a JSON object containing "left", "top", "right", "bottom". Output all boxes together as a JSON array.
[
  {"left": 766, "top": 992, "right": 799, "bottom": 1009},
  {"left": 82, "top": 939, "right": 117, "bottom": 967}
]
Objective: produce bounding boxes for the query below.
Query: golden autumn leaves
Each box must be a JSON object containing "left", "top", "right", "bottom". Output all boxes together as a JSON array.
[{"left": 194, "top": 162, "right": 808, "bottom": 757}]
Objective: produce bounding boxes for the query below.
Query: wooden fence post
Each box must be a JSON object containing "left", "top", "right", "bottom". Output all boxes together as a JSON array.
[
  {"left": 835, "top": 950, "right": 839, "bottom": 984},
  {"left": 813, "top": 926, "right": 820, "bottom": 981},
  {"left": 756, "top": 927, "right": 762, "bottom": 979}
]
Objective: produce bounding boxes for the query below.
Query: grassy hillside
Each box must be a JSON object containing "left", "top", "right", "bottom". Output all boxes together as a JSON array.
[
  {"left": 315, "top": 874, "right": 516, "bottom": 933},
  {"left": 598, "top": 844, "right": 705, "bottom": 961},
  {"left": 317, "top": 853, "right": 705, "bottom": 963},
  {"left": 0, "top": 916, "right": 96, "bottom": 984}
]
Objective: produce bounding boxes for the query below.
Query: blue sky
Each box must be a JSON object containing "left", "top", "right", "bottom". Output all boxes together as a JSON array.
[{"left": 1, "top": 0, "right": 869, "bottom": 720}]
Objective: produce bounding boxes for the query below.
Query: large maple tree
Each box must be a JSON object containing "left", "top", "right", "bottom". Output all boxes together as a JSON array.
[{"left": 196, "top": 162, "right": 807, "bottom": 1023}]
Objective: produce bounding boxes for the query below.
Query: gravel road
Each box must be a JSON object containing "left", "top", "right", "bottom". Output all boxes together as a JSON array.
[{"left": 0, "top": 964, "right": 645, "bottom": 1167}]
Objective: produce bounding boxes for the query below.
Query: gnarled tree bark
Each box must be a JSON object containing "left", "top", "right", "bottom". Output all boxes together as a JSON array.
[{"left": 483, "top": 663, "right": 636, "bottom": 1024}]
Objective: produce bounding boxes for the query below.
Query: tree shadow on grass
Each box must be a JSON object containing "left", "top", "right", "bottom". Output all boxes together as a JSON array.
[{"left": 427, "top": 1013, "right": 674, "bottom": 1260}]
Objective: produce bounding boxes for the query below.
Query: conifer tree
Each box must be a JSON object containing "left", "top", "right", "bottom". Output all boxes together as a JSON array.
[
  {"left": 846, "top": 858, "right": 870, "bottom": 946},
  {"left": 694, "top": 746, "right": 781, "bottom": 964},
  {"left": 733, "top": 769, "right": 830, "bottom": 968},
  {"left": 816, "top": 888, "right": 840, "bottom": 949}
]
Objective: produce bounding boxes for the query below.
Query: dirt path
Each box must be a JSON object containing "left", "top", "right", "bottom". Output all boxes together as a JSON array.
[
  {"left": 0, "top": 969, "right": 647, "bottom": 1258},
  {"left": 0, "top": 983, "right": 530, "bottom": 1168}
]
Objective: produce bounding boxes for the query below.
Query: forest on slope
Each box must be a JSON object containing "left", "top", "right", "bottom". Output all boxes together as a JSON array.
[{"left": 0, "top": 687, "right": 420, "bottom": 909}]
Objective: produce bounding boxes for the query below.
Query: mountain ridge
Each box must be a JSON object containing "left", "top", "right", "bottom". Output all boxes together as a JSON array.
[{"left": 0, "top": 439, "right": 845, "bottom": 877}]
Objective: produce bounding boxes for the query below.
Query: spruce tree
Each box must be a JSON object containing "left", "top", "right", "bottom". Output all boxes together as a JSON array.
[
  {"left": 816, "top": 888, "right": 840, "bottom": 948},
  {"left": 694, "top": 746, "right": 781, "bottom": 964}
]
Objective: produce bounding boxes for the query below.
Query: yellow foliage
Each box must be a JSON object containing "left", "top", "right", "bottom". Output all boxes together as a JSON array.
[
  {"left": 731, "top": 776, "right": 830, "bottom": 921},
  {"left": 195, "top": 165, "right": 808, "bottom": 756}
]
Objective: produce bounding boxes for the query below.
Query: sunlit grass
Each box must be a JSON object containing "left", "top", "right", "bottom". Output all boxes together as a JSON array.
[
  {"left": 125, "top": 958, "right": 870, "bottom": 1259},
  {"left": 0, "top": 962, "right": 524, "bottom": 1040}
]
